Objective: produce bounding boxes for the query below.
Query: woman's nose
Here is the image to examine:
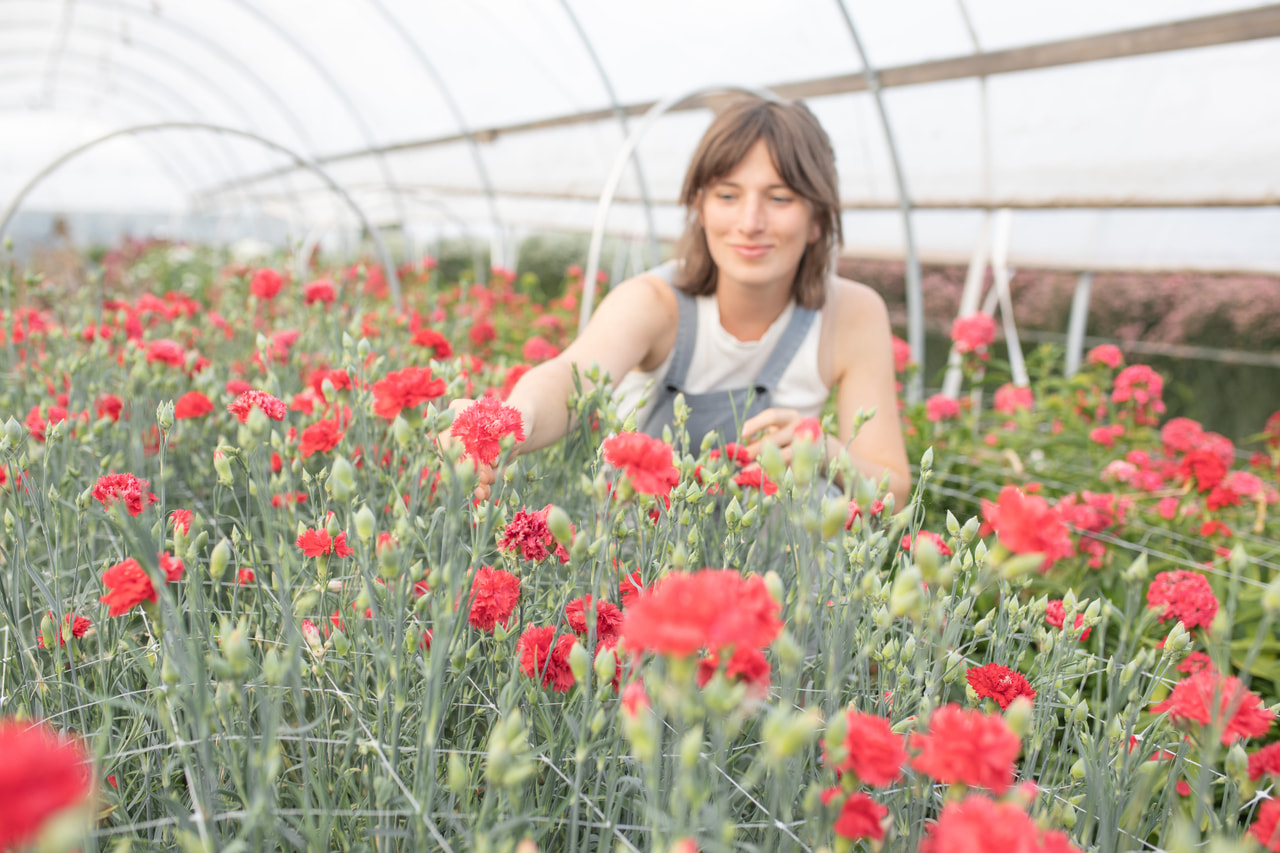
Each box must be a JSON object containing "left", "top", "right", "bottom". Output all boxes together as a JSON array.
[{"left": 738, "top": 193, "right": 766, "bottom": 233}]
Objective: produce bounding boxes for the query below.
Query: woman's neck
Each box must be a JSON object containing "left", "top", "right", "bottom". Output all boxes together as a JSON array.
[{"left": 714, "top": 277, "right": 793, "bottom": 342}]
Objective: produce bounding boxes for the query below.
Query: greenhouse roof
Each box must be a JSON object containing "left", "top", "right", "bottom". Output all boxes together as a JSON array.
[{"left": 2, "top": 0, "right": 1279, "bottom": 272}]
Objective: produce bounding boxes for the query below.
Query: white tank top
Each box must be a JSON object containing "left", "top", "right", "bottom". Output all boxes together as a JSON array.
[{"left": 614, "top": 288, "right": 830, "bottom": 427}]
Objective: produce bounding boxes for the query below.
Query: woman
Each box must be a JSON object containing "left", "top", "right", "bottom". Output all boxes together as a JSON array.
[{"left": 460, "top": 95, "right": 910, "bottom": 504}]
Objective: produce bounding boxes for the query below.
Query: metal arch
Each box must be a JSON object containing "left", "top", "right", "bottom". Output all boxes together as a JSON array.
[
  {"left": 556, "top": 0, "right": 660, "bottom": 267},
  {"left": 832, "top": 0, "right": 925, "bottom": 404},
  {"left": 0, "top": 51, "right": 296, "bottom": 222},
  {"left": 3, "top": 17, "right": 317, "bottom": 218},
  {"left": 0, "top": 122, "right": 404, "bottom": 311},
  {"left": 363, "top": 0, "right": 505, "bottom": 279},
  {"left": 217, "top": 0, "right": 410, "bottom": 253},
  {"left": 579, "top": 83, "right": 779, "bottom": 330}
]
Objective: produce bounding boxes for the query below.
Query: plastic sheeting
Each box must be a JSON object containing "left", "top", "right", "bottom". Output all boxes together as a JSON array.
[{"left": 1, "top": 0, "right": 1278, "bottom": 271}]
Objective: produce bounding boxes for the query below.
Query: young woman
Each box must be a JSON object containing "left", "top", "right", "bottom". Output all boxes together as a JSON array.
[{"left": 459, "top": 95, "right": 910, "bottom": 504}]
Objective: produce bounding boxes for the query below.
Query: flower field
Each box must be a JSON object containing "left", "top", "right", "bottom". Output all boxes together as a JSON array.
[{"left": 2, "top": 241, "right": 1280, "bottom": 852}]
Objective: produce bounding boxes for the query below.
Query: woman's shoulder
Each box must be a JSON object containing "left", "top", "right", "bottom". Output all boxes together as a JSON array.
[{"left": 825, "top": 275, "right": 891, "bottom": 328}]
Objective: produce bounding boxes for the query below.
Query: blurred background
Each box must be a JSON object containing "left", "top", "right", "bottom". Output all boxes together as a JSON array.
[{"left": 2, "top": 0, "right": 1278, "bottom": 435}]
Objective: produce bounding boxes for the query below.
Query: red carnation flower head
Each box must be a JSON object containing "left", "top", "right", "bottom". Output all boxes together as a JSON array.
[
  {"left": 303, "top": 277, "right": 337, "bottom": 305},
  {"left": 466, "top": 566, "right": 522, "bottom": 632},
  {"left": 910, "top": 704, "right": 1022, "bottom": 794},
  {"left": 901, "top": 530, "right": 953, "bottom": 557},
  {"left": 820, "top": 789, "right": 887, "bottom": 841},
  {"left": 159, "top": 551, "right": 184, "bottom": 582},
  {"left": 1151, "top": 669, "right": 1274, "bottom": 745},
  {"left": 145, "top": 338, "right": 185, "bottom": 367},
  {"left": 966, "top": 663, "right": 1036, "bottom": 710},
  {"left": 823, "top": 710, "right": 907, "bottom": 787},
  {"left": 891, "top": 336, "right": 913, "bottom": 373},
  {"left": 1178, "top": 448, "right": 1228, "bottom": 493},
  {"left": 1087, "top": 343, "right": 1124, "bottom": 369},
  {"left": 925, "top": 394, "right": 962, "bottom": 423},
  {"left": 499, "top": 506, "right": 568, "bottom": 563},
  {"left": 227, "top": 390, "right": 287, "bottom": 423},
  {"left": 1248, "top": 742, "right": 1280, "bottom": 781},
  {"left": 1110, "top": 364, "right": 1166, "bottom": 425},
  {"left": 981, "top": 485, "right": 1074, "bottom": 572},
  {"left": 517, "top": 625, "right": 577, "bottom": 692},
  {"left": 1250, "top": 799, "right": 1280, "bottom": 851},
  {"left": 96, "top": 393, "right": 124, "bottom": 422},
  {"left": 1044, "top": 599, "right": 1090, "bottom": 641},
  {"left": 993, "top": 383, "right": 1035, "bottom": 415},
  {"left": 173, "top": 391, "right": 214, "bottom": 420},
  {"left": 521, "top": 336, "right": 561, "bottom": 363},
  {"left": 920, "top": 795, "right": 1050, "bottom": 853},
  {"left": 0, "top": 718, "right": 93, "bottom": 851},
  {"left": 370, "top": 367, "right": 447, "bottom": 421},
  {"left": 565, "top": 595, "right": 623, "bottom": 646},
  {"left": 410, "top": 327, "right": 453, "bottom": 359},
  {"left": 696, "top": 646, "right": 771, "bottom": 699},
  {"left": 92, "top": 473, "right": 156, "bottom": 517},
  {"left": 1146, "top": 571, "right": 1218, "bottom": 630},
  {"left": 99, "top": 557, "right": 158, "bottom": 616},
  {"left": 950, "top": 313, "right": 996, "bottom": 355},
  {"left": 296, "top": 528, "right": 350, "bottom": 558},
  {"left": 449, "top": 396, "right": 526, "bottom": 466},
  {"left": 733, "top": 465, "right": 778, "bottom": 495},
  {"left": 249, "top": 267, "right": 284, "bottom": 300},
  {"left": 620, "top": 569, "right": 782, "bottom": 658},
  {"left": 299, "top": 418, "right": 344, "bottom": 458},
  {"left": 602, "top": 432, "right": 680, "bottom": 499},
  {"left": 36, "top": 612, "right": 92, "bottom": 648}
]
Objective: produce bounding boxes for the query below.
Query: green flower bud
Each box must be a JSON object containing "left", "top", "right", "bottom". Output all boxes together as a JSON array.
[
  {"left": 209, "top": 538, "right": 231, "bottom": 581},
  {"left": 353, "top": 505, "right": 376, "bottom": 544},
  {"left": 758, "top": 442, "right": 786, "bottom": 485},
  {"left": 213, "top": 450, "right": 233, "bottom": 486},
  {"left": 448, "top": 752, "right": 469, "bottom": 795},
  {"left": 1226, "top": 742, "right": 1249, "bottom": 783},
  {"left": 330, "top": 627, "right": 350, "bottom": 656},
  {"left": 327, "top": 456, "right": 357, "bottom": 503},
  {"left": 1123, "top": 552, "right": 1149, "bottom": 582},
  {"left": 568, "top": 639, "right": 590, "bottom": 683},
  {"left": 3, "top": 416, "right": 23, "bottom": 445},
  {"left": 1004, "top": 696, "right": 1033, "bottom": 738},
  {"left": 679, "top": 726, "right": 703, "bottom": 770},
  {"left": 161, "top": 654, "right": 181, "bottom": 686},
  {"left": 392, "top": 415, "right": 411, "bottom": 448},
  {"left": 546, "top": 505, "right": 573, "bottom": 546},
  {"left": 1070, "top": 758, "right": 1086, "bottom": 780},
  {"left": 39, "top": 612, "right": 56, "bottom": 651},
  {"left": 593, "top": 647, "right": 617, "bottom": 684},
  {"left": 1263, "top": 576, "right": 1280, "bottom": 617},
  {"left": 724, "top": 497, "right": 743, "bottom": 529},
  {"left": 821, "top": 496, "right": 848, "bottom": 539},
  {"left": 889, "top": 566, "right": 923, "bottom": 619},
  {"left": 156, "top": 400, "right": 174, "bottom": 431}
]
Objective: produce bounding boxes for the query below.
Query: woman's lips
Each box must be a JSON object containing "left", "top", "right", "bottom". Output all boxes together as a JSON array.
[{"left": 731, "top": 244, "right": 771, "bottom": 259}]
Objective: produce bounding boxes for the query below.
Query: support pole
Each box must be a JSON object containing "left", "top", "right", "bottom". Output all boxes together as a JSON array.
[{"left": 1064, "top": 272, "right": 1094, "bottom": 377}]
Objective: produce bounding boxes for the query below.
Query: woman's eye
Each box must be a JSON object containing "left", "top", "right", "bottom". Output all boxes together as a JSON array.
[
  {"left": 772, "top": 195, "right": 795, "bottom": 204},
  {"left": 717, "top": 193, "right": 737, "bottom": 202}
]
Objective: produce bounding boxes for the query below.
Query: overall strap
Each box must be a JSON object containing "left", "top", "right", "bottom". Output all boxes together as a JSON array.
[
  {"left": 652, "top": 263, "right": 699, "bottom": 391},
  {"left": 753, "top": 304, "right": 817, "bottom": 390}
]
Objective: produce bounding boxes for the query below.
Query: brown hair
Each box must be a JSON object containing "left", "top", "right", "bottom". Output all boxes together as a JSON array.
[{"left": 674, "top": 95, "right": 842, "bottom": 310}]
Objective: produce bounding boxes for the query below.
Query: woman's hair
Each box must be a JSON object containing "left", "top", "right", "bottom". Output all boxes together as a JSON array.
[{"left": 674, "top": 95, "right": 842, "bottom": 310}]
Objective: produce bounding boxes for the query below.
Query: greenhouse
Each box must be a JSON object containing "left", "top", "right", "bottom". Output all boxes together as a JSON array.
[{"left": 2, "top": 2, "right": 1279, "bottom": 850}]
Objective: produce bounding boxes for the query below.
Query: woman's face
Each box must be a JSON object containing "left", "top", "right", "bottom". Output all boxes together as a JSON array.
[{"left": 698, "top": 138, "right": 819, "bottom": 296}]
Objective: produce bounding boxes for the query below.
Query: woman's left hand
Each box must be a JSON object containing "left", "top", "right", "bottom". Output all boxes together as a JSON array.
[{"left": 741, "top": 407, "right": 812, "bottom": 462}]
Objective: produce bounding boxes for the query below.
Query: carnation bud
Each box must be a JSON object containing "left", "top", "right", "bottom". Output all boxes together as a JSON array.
[
  {"left": 448, "top": 752, "right": 469, "bottom": 795},
  {"left": 263, "top": 649, "right": 288, "bottom": 685},
  {"left": 222, "top": 621, "right": 252, "bottom": 676},
  {"left": 39, "top": 612, "right": 56, "bottom": 651},
  {"left": 679, "top": 726, "right": 703, "bottom": 770},
  {"left": 791, "top": 438, "right": 822, "bottom": 487},
  {"left": 161, "top": 654, "right": 181, "bottom": 686},
  {"left": 214, "top": 449, "right": 233, "bottom": 486},
  {"left": 945, "top": 511, "right": 960, "bottom": 536},
  {"left": 919, "top": 446, "right": 933, "bottom": 471},
  {"left": 546, "top": 505, "right": 573, "bottom": 546},
  {"left": 3, "top": 416, "right": 23, "bottom": 444},
  {"left": 1123, "top": 552, "right": 1149, "bottom": 582},
  {"left": 1163, "top": 622, "right": 1191, "bottom": 653},
  {"left": 960, "top": 516, "right": 981, "bottom": 542},
  {"left": 593, "top": 648, "right": 617, "bottom": 685},
  {"left": 357, "top": 338, "right": 371, "bottom": 359},
  {"left": 1072, "top": 701, "right": 1088, "bottom": 723},
  {"left": 327, "top": 456, "right": 357, "bottom": 503},
  {"left": 209, "top": 538, "right": 231, "bottom": 581},
  {"left": 724, "top": 497, "right": 743, "bottom": 529},
  {"left": 1225, "top": 742, "right": 1249, "bottom": 783},
  {"left": 1070, "top": 759, "right": 1086, "bottom": 780},
  {"left": 758, "top": 442, "right": 786, "bottom": 485},
  {"left": 1004, "top": 696, "right": 1034, "bottom": 738},
  {"left": 246, "top": 405, "right": 269, "bottom": 438},
  {"left": 392, "top": 416, "right": 411, "bottom": 448},
  {"left": 821, "top": 496, "right": 848, "bottom": 539},
  {"left": 889, "top": 565, "right": 923, "bottom": 619},
  {"left": 156, "top": 400, "right": 175, "bottom": 431},
  {"left": 763, "top": 571, "right": 784, "bottom": 605},
  {"left": 353, "top": 505, "right": 376, "bottom": 544},
  {"left": 567, "top": 639, "right": 590, "bottom": 683},
  {"left": 1263, "top": 576, "right": 1280, "bottom": 617},
  {"left": 914, "top": 535, "right": 942, "bottom": 583},
  {"left": 763, "top": 707, "right": 822, "bottom": 767},
  {"left": 330, "top": 627, "right": 351, "bottom": 655}
]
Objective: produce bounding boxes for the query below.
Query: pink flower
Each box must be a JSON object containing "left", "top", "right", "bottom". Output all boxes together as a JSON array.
[
  {"left": 303, "top": 278, "right": 337, "bottom": 305},
  {"left": 951, "top": 313, "right": 997, "bottom": 355},
  {"left": 227, "top": 390, "right": 287, "bottom": 423},
  {"left": 602, "top": 432, "right": 680, "bottom": 498},
  {"left": 925, "top": 394, "right": 961, "bottom": 423},
  {"left": 1151, "top": 669, "right": 1273, "bottom": 745},
  {"left": 450, "top": 397, "right": 526, "bottom": 466},
  {"left": 993, "top": 383, "right": 1034, "bottom": 415},
  {"left": 910, "top": 704, "right": 1021, "bottom": 794},
  {"left": 1087, "top": 344, "right": 1124, "bottom": 369}
]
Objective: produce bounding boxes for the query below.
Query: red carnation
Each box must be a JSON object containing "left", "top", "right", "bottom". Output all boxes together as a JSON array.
[
  {"left": 92, "top": 473, "right": 156, "bottom": 517},
  {"left": 981, "top": 485, "right": 1074, "bottom": 572},
  {"left": 901, "top": 530, "right": 953, "bottom": 557},
  {"left": 820, "top": 789, "right": 887, "bottom": 841},
  {"left": 100, "top": 558, "right": 158, "bottom": 616},
  {"left": 466, "top": 567, "right": 521, "bottom": 632},
  {"left": 733, "top": 465, "right": 778, "bottom": 495},
  {"left": 0, "top": 719, "right": 93, "bottom": 851},
  {"left": 1151, "top": 669, "right": 1273, "bottom": 744},
  {"left": 249, "top": 268, "right": 284, "bottom": 300},
  {"left": 518, "top": 625, "right": 577, "bottom": 692},
  {"left": 824, "top": 710, "right": 906, "bottom": 787},
  {"left": 1044, "top": 600, "right": 1090, "bottom": 641},
  {"left": 1250, "top": 799, "right": 1280, "bottom": 851},
  {"left": 227, "top": 390, "right": 287, "bottom": 423},
  {"left": 1146, "top": 571, "right": 1218, "bottom": 630},
  {"left": 696, "top": 646, "right": 771, "bottom": 698},
  {"left": 96, "top": 394, "right": 124, "bottom": 422},
  {"left": 303, "top": 277, "right": 336, "bottom": 305},
  {"left": 169, "top": 509, "right": 193, "bottom": 534},
  {"left": 159, "top": 551, "right": 184, "bottom": 582},
  {"left": 295, "top": 528, "right": 352, "bottom": 558},
  {"left": 1179, "top": 448, "right": 1228, "bottom": 493},
  {"left": 602, "top": 432, "right": 680, "bottom": 498},
  {"left": 920, "top": 795, "right": 1042, "bottom": 853},
  {"left": 966, "top": 663, "right": 1036, "bottom": 710},
  {"left": 145, "top": 338, "right": 185, "bottom": 367},
  {"left": 410, "top": 327, "right": 453, "bottom": 359},
  {"left": 36, "top": 612, "right": 92, "bottom": 648},
  {"left": 173, "top": 391, "right": 214, "bottom": 420},
  {"left": 499, "top": 506, "right": 567, "bottom": 563},
  {"left": 620, "top": 569, "right": 781, "bottom": 658},
  {"left": 925, "top": 394, "right": 962, "bottom": 423},
  {"left": 299, "top": 418, "right": 344, "bottom": 458},
  {"left": 565, "top": 596, "right": 623, "bottom": 646},
  {"left": 1249, "top": 742, "right": 1280, "bottom": 781},
  {"left": 910, "top": 704, "right": 1021, "bottom": 794},
  {"left": 371, "top": 366, "right": 446, "bottom": 421},
  {"left": 950, "top": 313, "right": 996, "bottom": 355},
  {"left": 449, "top": 396, "right": 526, "bottom": 466}
]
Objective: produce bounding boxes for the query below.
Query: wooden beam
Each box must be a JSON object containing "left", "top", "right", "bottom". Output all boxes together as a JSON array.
[{"left": 201, "top": 5, "right": 1280, "bottom": 194}]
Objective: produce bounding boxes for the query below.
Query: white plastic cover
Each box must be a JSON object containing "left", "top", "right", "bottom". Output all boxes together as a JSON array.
[{"left": 1, "top": 0, "right": 1278, "bottom": 271}]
